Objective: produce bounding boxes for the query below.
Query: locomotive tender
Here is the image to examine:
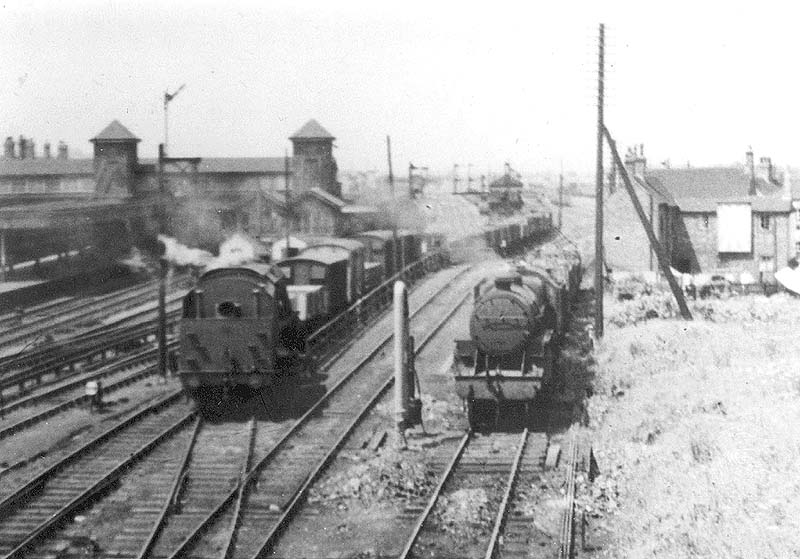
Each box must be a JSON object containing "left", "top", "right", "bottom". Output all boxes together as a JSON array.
[
  {"left": 178, "top": 264, "right": 305, "bottom": 392},
  {"left": 453, "top": 240, "right": 581, "bottom": 427}
]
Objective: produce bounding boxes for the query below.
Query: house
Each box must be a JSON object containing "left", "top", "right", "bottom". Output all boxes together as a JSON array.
[{"left": 606, "top": 146, "right": 793, "bottom": 282}]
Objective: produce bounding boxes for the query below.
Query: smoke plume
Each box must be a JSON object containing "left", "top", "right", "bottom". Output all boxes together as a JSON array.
[{"left": 159, "top": 235, "right": 213, "bottom": 267}]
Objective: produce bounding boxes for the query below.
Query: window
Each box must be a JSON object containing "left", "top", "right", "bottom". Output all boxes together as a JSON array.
[
  {"left": 760, "top": 215, "right": 771, "bottom": 230},
  {"left": 217, "top": 301, "right": 242, "bottom": 318}
]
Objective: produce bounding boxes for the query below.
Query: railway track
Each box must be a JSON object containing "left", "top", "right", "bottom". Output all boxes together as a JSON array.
[
  {"left": 400, "top": 430, "right": 549, "bottom": 559},
  {"left": 0, "top": 261, "right": 472, "bottom": 558},
  {"left": 0, "top": 391, "right": 194, "bottom": 559},
  {"left": 0, "top": 342, "right": 177, "bottom": 440},
  {"left": 0, "top": 276, "right": 186, "bottom": 353},
  {"left": 131, "top": 265, "right": 475, "bottom": 559}
]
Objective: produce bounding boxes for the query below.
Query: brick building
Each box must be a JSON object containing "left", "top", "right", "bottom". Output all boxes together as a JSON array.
[
  {"left": 0, "top": 119, "right": 375, "bottom": 253},
  {"left": 606, "top": 147, "right": 793, "bottom": 281}
]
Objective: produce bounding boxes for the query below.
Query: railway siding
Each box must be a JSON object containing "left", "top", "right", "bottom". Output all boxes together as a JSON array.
[{"left": 0, "top": 392, "right": 193, "bottom": 559}]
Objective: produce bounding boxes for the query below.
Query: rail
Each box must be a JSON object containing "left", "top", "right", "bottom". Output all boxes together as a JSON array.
[
  {"left": 243, "top": 283, "right": 472, "bottom": 558},
  {"left": 0, "top": 342, "right": 179, "bottom": 439},
  {"left": 559, "top": 435, "right": 578, "bottom": 559},
  {"left": 484, "top": 429, "right": 529, "bottom": 559},
  {"left": 154, "top": 268, "right": 473, "bottom": 559},
  {"left": 398, "top": 434, "right": 471, "bottom": 558}
]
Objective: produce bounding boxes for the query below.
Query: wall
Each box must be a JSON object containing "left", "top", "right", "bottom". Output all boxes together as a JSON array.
[
  {"left": 603, "top": 180, "right": 662, "bottom": 272},
  {"left": 675, "top": 211, "right": 791, "bottom": 279},
  {"left": 0, "top": 175, "right": 94, "bottom": 195}
]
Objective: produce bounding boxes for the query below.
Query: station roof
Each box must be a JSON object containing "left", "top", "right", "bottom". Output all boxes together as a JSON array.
[
  {"left": 0, "top": 158, "right": 93, "bottom": 176},
  {"left": 91, "top": 120, "right": 140, "bottom": 143},
  {"left": 290, "top": 119, "right": 335, "bottom": 140},
  {"left": 196, "top": 157, "right": 287, "bottom": 174}
]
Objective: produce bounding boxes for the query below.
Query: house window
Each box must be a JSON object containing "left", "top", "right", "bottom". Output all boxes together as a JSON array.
[{"left": 760, "top": 215, "right": 770, "bottom": 230}]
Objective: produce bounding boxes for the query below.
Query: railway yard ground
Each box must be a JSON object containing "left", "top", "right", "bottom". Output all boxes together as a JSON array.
[
  {"left": 558, "top": 195, "right": 800, "bottom": 558},
  {"left": 0, "top": 241, "right": 588, "bottom": 559},
  {"left": 4, "top": 195, "right": 800, "bottom": 558}
]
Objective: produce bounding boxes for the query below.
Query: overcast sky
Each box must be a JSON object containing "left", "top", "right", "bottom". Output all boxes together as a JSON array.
[{"left": 2, "top": 1, "right": 799, "bottom": 177}]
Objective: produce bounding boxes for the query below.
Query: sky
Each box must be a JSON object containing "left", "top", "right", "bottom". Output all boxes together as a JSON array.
[{"left": 2, "top": 1, "right": 800, "bottom": 177}]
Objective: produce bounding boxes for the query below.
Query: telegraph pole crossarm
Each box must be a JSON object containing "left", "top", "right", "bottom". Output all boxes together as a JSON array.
[{"left": 603, "top": 126, "right": 693, "bottom": 320}]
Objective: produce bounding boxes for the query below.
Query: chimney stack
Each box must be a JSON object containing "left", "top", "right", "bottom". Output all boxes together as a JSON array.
[
  {"left": 43, "top": 141, "right": 51, "bottom": 159},
  {"left": 758, "top": 156, "right": 775, "bottom": 184},
  {"left": 27, "top": 139, "right": 36, "bottom": 159},
  {"left": 3, "top": 137, "right": 13, "bottom": 158},
  {"left": 624, "top": 143, "right": 647, "bottom": 177},
  {"left": 57, "top": 141, "right": 68, "bottom": 160},
  {"left": 746, "top": 147, "right": 756, "bottom": 195},
  {"left": 18, "top": 136, "right": 26, "bottom": 159}
]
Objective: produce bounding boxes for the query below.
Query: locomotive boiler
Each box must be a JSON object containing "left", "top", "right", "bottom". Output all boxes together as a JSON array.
[{"left": 177, "top": 264, "right": 308, "bottom": 395}]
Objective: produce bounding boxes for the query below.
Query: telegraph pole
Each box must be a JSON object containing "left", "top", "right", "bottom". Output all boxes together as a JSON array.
[
  {"left": 157, "top": 144, "right": 168, "bottom": 378},
  {"left": 387, "top": 136, "right": 400, "bottom": 277},
  {"left": 386, "top": 135, "right": 394, "bottom": 197},
  {"left": 285, "top": 150, "right": 291, "bottom": 258},
  {"left": 558, "top": 161, "right": 564, "bottom": 230},
  {"left": 594, "top": 23, "right": 605, "bottom": 339}
]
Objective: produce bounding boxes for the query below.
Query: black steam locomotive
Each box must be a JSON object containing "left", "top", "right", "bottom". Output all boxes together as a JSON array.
[{"left": 453, "top": 240, "right": 581, "bottom": 427}]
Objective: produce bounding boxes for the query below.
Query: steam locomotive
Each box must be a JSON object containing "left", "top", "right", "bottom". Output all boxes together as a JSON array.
[
  {"left": 452, "top": 239, "right": 581, "bottom": 427},
  {"left": 177, "top": 215, "right": 553, "bottom": 399}
]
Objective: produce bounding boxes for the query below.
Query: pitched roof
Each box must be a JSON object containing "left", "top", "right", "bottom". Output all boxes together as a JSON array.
[
  {"left": 0, "top": 158, "right": 94, "bottom": 176},
  {"left": 644, "top": 166, "right": 781, "bottom": 201},
  {"left": 91, "top": 120, "right": 140, "bottom": 142},
  {"left": 675, "top": 196, "right": 792, "bottom": 213},
  {"left": 290, "top": 119, "right": 335, "bottom": 140},
  {"left": 196, "top": 157, "right": 288, "bottom": 174},
  {"left": 306, "top": 187, "right": 345, "bottom": 208},
  {"left": 138, "top": 157, "right": 289, "bottom": 174}
]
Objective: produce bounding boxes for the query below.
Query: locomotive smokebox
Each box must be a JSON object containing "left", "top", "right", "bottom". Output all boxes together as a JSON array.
[{"left": 469, "top": 274, "right": 541, "bottom": 356}]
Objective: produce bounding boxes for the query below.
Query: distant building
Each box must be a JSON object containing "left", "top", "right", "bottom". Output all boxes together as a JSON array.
[
  {"left": 0, "top": 119, "right": 375, "bottom": 251},
  {"left": 606, "top": 146, "right": 792, "bottom": 282}
]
